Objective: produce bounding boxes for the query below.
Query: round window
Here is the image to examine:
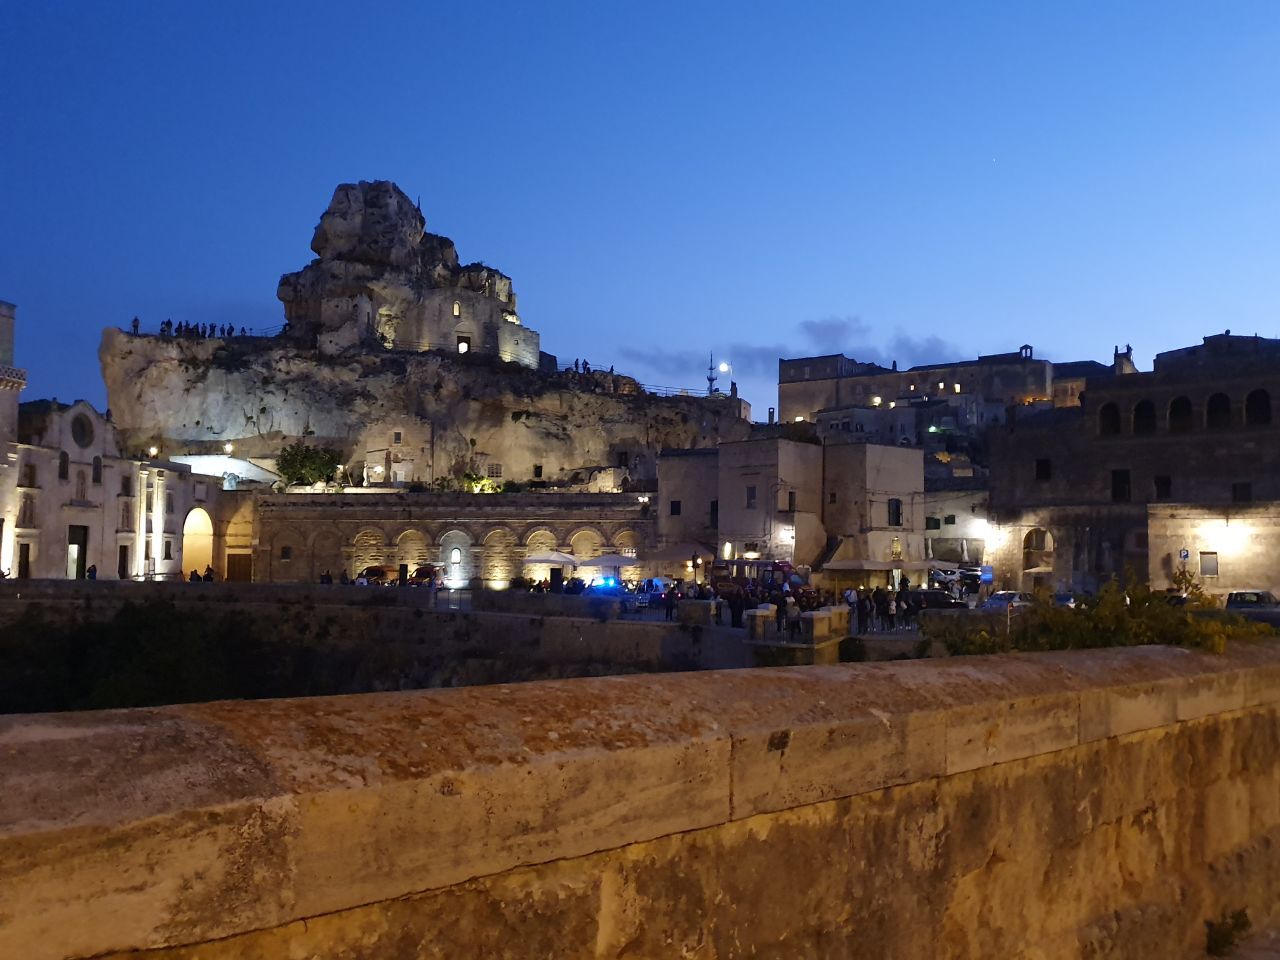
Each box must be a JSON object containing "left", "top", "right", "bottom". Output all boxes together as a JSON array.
[{"left": 71, "top": 414, "right": 94, "bottom": 449}]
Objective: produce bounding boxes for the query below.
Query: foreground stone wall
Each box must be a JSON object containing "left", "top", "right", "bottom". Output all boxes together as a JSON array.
[{"left": 3, "top": 645, "right": 1280, "bottom": 959}]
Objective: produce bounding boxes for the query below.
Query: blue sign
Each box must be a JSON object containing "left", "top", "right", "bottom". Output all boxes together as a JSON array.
[
  {"left": 980, "top": 565, "right": 994, "bottom": 584},
  {"left": 1179, "top": 548, "right": 1190, "bottom": 562}
]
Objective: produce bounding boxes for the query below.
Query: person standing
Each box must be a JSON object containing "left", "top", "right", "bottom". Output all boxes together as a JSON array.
[
  {"left": 887, "top": 595, "right": 897, "bottom": 631},
  {"left": 664, "top": 587, "right": 677, "bottom": 621},
  {"left": 856, "top": 590, "right": 870, "bottom": 635}
]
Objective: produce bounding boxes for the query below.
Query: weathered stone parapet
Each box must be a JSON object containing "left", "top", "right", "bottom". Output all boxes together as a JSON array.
[{"left": 4, "top": 644, "right": 1280, "bottom": 959}]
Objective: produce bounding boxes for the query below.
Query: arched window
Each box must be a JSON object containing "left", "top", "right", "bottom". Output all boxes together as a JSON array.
[
  {"left": 1098, "top": 403, "right": 1121, "bottom": 436},
  {"left": 1206, "top": 393, "right": 1231, "bottom": 430},
  {"left": 449, "top": 546, "right": 462, "bottom": 564},
  {"left": 91, "top": 456, "right": 102, "bottom": 484},
  {"left": 452, "top": 301, "right": 461, "bottom": 318},
  {"left": 58, "top": 451, "right": 69, "bottom": 480},
  {"left": 1246, "top": 389, "right": 1271, "bottom": 426},
  {"left": 1132, "top": 400, "right": 1156, "bottom": 435},
  {"left": 1169, "top": 396, "right": 1193, "bottom": 433}
]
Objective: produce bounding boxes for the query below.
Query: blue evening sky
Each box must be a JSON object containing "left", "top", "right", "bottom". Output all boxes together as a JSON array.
[{"left": 2, "top": 1, "right": 1278, "bottom": 414}]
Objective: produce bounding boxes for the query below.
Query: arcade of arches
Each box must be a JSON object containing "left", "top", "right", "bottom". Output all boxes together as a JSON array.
[{"left": 254, "top": 493, "right": 654, "bottom": 585}]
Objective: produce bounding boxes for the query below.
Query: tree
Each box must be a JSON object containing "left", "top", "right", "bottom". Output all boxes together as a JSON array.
[{"left": 276, "top": 441, "right": 342, "bottom": 485}]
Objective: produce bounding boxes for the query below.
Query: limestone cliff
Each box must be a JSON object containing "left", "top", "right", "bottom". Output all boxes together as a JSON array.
[{"left": 99, "top": 328, "right": 749, "bottom": 485}]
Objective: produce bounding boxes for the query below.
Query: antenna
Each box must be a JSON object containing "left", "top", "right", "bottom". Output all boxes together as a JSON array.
[{"left": 707, "top": 352, "right": 718, "bottom": 396}]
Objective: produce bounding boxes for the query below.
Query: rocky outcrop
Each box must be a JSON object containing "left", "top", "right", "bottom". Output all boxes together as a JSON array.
[
  {"left": 99, "top": 328, "right": 749, "bottom": 485},
  {"left": 277, "top": 181, "right": 530, "bottom": 363}
]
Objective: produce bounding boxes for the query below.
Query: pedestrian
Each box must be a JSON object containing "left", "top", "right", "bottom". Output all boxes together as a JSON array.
[
  {"left": 86, "top": 564, "right": 97, "bottom": 580},
  {"left": 663, "top": 586, "right": 677, "bottom": 621},
  {"left": 887, "top": 596, "right": 897, "bottom": 631},
  {"left": 202, "top": 565, "right": 215, "bottom": 582},
  {"left": 774, "top": 592, "right": 786, "bottom": 633},
  {"left": 130, "top": 317, "right": 139, "bottom": 335},
  {"left": 787, "top": 597, "right": 802, "bottom": 641},
  {"left": 856, "top": 591, "right": 870, "bottom": 635},
  {"left": 188, "top": 569, "right": 201, "bottom": 582}
]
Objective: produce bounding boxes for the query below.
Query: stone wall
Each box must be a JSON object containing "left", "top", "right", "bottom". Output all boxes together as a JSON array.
[{"left": 5, "top": 643, "right": 1280, "bottom": 958}]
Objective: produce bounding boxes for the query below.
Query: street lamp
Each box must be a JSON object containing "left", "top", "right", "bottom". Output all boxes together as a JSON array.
[
  {"left": 690, "top": 552, "right": 703, "bottom": 585},
  {"left": 223, "top": 442, "right": 235, "bottom": 455},
  {"left": 147, "top": 446, "right": 159, "bottom": 458}
]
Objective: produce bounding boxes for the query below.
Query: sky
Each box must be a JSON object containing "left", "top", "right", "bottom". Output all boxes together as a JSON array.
[{"left": 2, "top": 1, "right": 1278, "bottom": 414}]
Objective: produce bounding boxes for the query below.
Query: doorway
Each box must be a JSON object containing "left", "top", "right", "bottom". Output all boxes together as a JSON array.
[
  {"left": 118, "top": 544, "right": 130, "bottom": 580},
  {"left": 225, "top": 553, "right": 253, "bottom": 582},
  {"left": 67, "top": 525, "right": 89, "bottom": 579},
  {"left": 182, "top": 507, "right": 213, "bottom": 577},
  {"left": 17, "top": 542, "right": 30, "bottom": 579}
]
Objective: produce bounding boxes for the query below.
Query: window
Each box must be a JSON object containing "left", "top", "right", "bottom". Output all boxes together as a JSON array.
[
  {"left": 1035, "top": 458, "right": 1052, "bottom": 482},
  {"left": 58, "top": 451, "right": 69, "bottom": 481},
  {"left": 20, "top": 463, "right": 36, "bottom": 487},
  {"left": 452, "top": 300, "right": 461, "bottom": 318},
  {"left": 280, "top": 545, "right": 293, "bottom": 561},
  {"left": 486, "top": 463, "right": 503, "bottom": 478},
  {"left": 1169, "top": 396, "right": 1193, "bottom": 433},
  {"left": 745, "top": 485, "right": 757, "bottom": 509},
  {"left": 925, "top": 516, "right": 941, "bottom": 530},
  {"left": 533, "top": 464, "right": 543, "bottom": 479},
  {"left": 17, "top": 494, "right": 34, "bottom": 528},
  {"left": 787, "top": 491, "right": 796, "bottom": 512},
  {"left": 1246, "top": 389, "right": 1271, "bottom": 426},
  {"left": 165, "top": 493, "right": 174, "bottom": 515},
  {"left": 1232, "top": 482, "right": 1253, "bottom": 503},
  {"left": 829, "top": 492, "right": 837, "bottom": 505},
  {"left": 70, "top": 414, "right": 94, "bottom": 448},
  {"left": 1098, "top": 403, "right": 1121, "bottom": 436},
  {"left": 890, "top": 536, "right": 903, "bottom": 560},
  {"left": 1111, "top": 469, "right": 1131, "bottom": 502},
  {"left": 91, "top": 456, "right": 102, "bottom": 484},
  {"left": 1132, "top": 400, "right": 1156, "bottom": 436},
  {"left": 74, "top": 471, "right": 86, "bottom": 501},
  {"left": 1154, "top": 475, "right": 1172, "bottom": 501},
  {"left": 887, "top": 498, "right": 903, "bottom": 526},
  {"left": 393, "top": 431, "right": 403, "bottom": 444},
  {"left": 1200, "top": 551, "right": 1219, "bottom": 577},
  {"left": 1206, "top": 393, "right": 1231, "bottom": 430},
  {"left": 120, "top": 474, "right": 131, "bottom": 496},
  {"left": 943, "top": 514, "right": 956, "bottom": 525},
  {"left": 670, "top": 499, "right": 682, "bottom": 516},
  {"left": 163, "top": 540, "right": 172, "bottom": 560},
  {"left": 457, "top": 336, "right": 471, "bottom": 354},
  {"left": 450, "top": 547, "right": 462, "bottom": 564}
]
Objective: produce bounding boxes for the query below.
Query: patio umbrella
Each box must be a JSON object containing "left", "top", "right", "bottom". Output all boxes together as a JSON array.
[
  {"left": 577, "top": 553, "right": 639, "bottom": 568},
  {"left": 523, "top": 551, "right": 578, "bottom": 565}
]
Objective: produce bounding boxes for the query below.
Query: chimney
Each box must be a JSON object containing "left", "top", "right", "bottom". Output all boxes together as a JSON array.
[{"left": 767, "top": 406, "right": 776, "bottom": 425}]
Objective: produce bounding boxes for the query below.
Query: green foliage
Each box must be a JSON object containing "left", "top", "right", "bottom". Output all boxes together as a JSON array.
[
  {"left": 276, "top": 441, "right": 342, "bottom": 485},
  {"left": 921, "top": 578, "right": 1272, "bottom": 657},
  {"left": 1206, "top": 908, "right": 1251, "bottom": 956}
]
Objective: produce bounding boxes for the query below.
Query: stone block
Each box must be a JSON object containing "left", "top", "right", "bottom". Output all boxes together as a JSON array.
[
  {"left": 1176, "top": 669, "right": 1247, "bottom": 722},
  {"left": 944, "top": 692, "right": 1082, "bottom": 775},
  {"left": 1080, "top": 680, "right": 1179, "bottom": 743},
  {"left": 801, "top": 609, "right": 831, "bottom": 641},
  {"left": 678, "top": 599, "right": 713, "bottom": 626}
]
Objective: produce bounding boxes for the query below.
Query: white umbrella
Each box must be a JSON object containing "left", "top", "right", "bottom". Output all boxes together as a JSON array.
[
  {"left": 523, "top": 551, "right": 578, "bottom": 565},
  {"left": 577, "top": 553, "right": 639, "bottom": 568}
]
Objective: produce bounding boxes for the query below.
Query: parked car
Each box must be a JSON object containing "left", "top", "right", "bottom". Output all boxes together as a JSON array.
[
  {"left": 1052, "top": 592, "right": 1077, "bottom": 609},
  {"left": 407, "top": 565, "right": 438, "bottom": 586},
  {"left": 980, "top": 591, "right": 1035, "bottom": 611},
  {"left": 1225, "top": 590, "right": 1279, "bottom": 609},
  {"left": 355, "top": 565, "right": 392, "bottom": 586},
  {"left": 911, "top": 589, "right": 967, "bottom": 610},
  {"left": 929, "top": 568, "right": 961, "bottom": 584}
]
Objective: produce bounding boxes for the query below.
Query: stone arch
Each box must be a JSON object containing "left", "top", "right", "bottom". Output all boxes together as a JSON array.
[
  {"left": 309, "top": 530, "right": 343, "bottom": 582},
  {"left": 568, "top": 527, "right": 605, "bottom": 562},
  {"left": 351, "top": 527, "right": 387, "bottom": 575},
  {"left": 481, "top": 527, "right": 518, "bottom": 586},
  {"left": 1206, "top": 392, "right": 1232, "bottom": 430},
  {"left": 1246, "top": 389, "right": 1271, "bottom": 427},
  {"left": 610, "top": 528, "right": 643, "bottom": 578},
  {"left": 437, "top": 528, "right": 474, "bottom": 586},
  {"left": 523, "top": 526, "right": 559, "bottom": 550},
  {"left": 1098, "top": 403, "right": 1121, "bottom": 436},
  {"left": 1022, "top": 527, "right": 1054, "bottom": 588},
  {"left": 182, "top": 507, "right": 214, "bottom": 577},
  {"left": 395, "top": 528, "right": 432, "bottom": 569},
  {"left": 1169, "top": 395, "right": 1193, "bottom": 433},
  {"left": 1132, "top": 400, "right": 1156, "bottom": 436}
]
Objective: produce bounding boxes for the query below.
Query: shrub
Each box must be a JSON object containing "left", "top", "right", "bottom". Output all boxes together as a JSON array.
[
  {"left": 921, "top": 578, "right": 1273, "bottom": 657},
  {"left": 276, "top": 441, "right": 343, "bottom": 485},
  {"left": 1206, "top": 908, "right": 1250, "bottom": 956}
]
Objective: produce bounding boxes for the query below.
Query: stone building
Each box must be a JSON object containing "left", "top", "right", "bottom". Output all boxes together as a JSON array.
[
  {"left": 716, "top": 432, "right": 826, "bottom": 568},
  {"left": 1147, "top": 501, "right": 1280, "bottom": 594},
  {"left": 253, "top": 492, "right": 653, "bottom": 586},
  {"left": 988, "top": 332, "right": 1280, "bottom": 593},
  {"left": 277, "top": 181, "right": 541, "bottom": 367}
]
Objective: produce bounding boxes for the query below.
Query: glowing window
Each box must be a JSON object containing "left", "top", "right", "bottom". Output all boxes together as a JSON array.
[
  {"left": 452, "top": 301, "right": 461, "bottom": 317},
  {"left": 457, "top": 336, "right": 470, "bottom": 354},
  {"left": 450, "top": 547, "right": 462, "bottom": 564}
]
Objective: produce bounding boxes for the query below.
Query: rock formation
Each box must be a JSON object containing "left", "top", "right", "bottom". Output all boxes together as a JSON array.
[
  {"left": 277, "top": 181, "right": 537, "bottom": 365},
  {"left": 100, "top": 329, "right": 749, "bottom": 487}
]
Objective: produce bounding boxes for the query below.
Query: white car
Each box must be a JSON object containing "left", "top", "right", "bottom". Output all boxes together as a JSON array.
[
  {"left": 980, "top": 591, "right": 1035, "bottom": 611},
  {"left": 930, "top": 568, "right": 961, "bottom": 584}
]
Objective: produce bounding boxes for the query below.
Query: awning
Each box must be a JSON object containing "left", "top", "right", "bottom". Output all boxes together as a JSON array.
[
  {"left": 821, "top": 559, "right": 934, "bottom": 571},
  {"left": 577, "top": 553, "right": 641, "bottom": 568},
  {"left": 523, "top": 551, "right": 578, "bottom": 565}
]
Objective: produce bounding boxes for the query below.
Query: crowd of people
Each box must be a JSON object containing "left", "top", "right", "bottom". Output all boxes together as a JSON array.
[
  {"left": 128, "top": 316, "right": 253, "bottom": 339},
  {"left": 842, "top": 584, "right": 922, "bottom": 633}
]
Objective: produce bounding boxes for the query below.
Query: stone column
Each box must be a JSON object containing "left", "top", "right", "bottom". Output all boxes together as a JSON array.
[
  {"left": 151, "top": 469, "right": 166, "bottom": 578},
  {"left": 135, "top": 468, "right": 149, "bottom": 578}
]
